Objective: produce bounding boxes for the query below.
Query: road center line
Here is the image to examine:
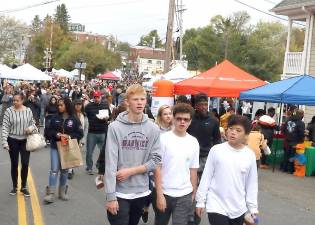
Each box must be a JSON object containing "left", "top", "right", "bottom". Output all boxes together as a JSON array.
[
  {"left": 28, "top": 167, "right": 45, "bottom": 225},
  {"left": 17, "top": 166, "right": 28, "bottom": 225}
]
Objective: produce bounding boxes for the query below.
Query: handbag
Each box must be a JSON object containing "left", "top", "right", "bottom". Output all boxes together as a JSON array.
[
  {"left": 57, "top": 138, "right": 83, "bottom": 169},
  {"left": 26, "top": 129, "right": 46, "bottom": 152}
]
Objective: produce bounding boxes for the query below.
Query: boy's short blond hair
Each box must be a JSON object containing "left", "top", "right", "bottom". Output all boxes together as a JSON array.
[{"left": 126, "top": 84, "right": 147, "bottom": 99}]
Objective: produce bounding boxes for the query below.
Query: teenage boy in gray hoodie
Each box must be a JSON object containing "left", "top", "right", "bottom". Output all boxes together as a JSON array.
[{"left": 105, "top": 84, "right": 161, "bottom": 225}]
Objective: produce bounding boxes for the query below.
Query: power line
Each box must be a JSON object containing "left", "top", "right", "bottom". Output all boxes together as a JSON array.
[
  {"left": 262, "top": 0, "right": 277, "bottom": 5},
  {"left": 0, "top": 0, "right": 60, "bottom": 13},
  {"left": 69, "top": 0, "right": 146, "bottom": 10},
  {"left": 234, "top": 0, "right": 305, "bottom": 27}
]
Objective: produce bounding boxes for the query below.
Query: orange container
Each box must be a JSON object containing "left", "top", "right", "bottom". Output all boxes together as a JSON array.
[{"left": 152, "top": 80, "right": 174, "bottom": 97}]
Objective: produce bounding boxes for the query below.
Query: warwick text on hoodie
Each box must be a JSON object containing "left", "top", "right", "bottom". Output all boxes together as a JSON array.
[{"left": 105, "top": 111, "right": 161, "bottom": 201}]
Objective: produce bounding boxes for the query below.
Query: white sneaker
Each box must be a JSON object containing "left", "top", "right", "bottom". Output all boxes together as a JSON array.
[{"left": 95, "top": 176, "right": 104, "bottom": 189}]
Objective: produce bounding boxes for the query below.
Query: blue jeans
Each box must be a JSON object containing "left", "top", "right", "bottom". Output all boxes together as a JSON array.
[
  {"left": 86, "top": 133, "right": 105, "bottom": 171},
  {"left": 40, "top": 107, "right": 45, "bottom": 126},
  {"left": 49, "top": 148, "right": 68, "bottom": 187}
]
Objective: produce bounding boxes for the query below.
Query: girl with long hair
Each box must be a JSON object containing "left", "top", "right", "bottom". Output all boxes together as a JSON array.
[
  {"left": 44, "top": 97, "right": 83, "bottom": 204},
  {"left": 156, "top": 105, "right": 173, "bottom": 132}
]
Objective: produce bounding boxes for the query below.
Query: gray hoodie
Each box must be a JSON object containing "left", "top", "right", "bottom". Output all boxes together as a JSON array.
[{"left": 105, "top": 111, "right": 161, "bottom": 201}]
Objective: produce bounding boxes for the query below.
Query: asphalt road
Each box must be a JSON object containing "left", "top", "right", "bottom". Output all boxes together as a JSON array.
[{"left": 1, "top": 142, "right": 315, "bottom": 225}]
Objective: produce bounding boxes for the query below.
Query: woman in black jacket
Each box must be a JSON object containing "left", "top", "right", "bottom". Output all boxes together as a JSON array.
[
  {"left": 44, "top": 96, "right": 58, "bottom": 141},
  {"left": 44, "top": 97, "right": 83, "bottom": 204},
  {"left": 24, "top": 89, "right": 40, "bottom": 126}
]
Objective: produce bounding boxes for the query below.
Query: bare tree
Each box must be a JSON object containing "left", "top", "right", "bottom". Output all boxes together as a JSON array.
[{"left": 0, "top": 15, "right": 29, "bottom": 62}]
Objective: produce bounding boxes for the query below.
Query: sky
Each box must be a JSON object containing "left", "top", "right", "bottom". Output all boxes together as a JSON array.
[{"left": 0, "top": 0, "right": 285, "bottom": 45}]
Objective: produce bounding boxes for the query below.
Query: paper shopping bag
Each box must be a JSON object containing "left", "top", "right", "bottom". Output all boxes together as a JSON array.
[{"left": 57, "top": 139, "right": 83, "bottom": 169}]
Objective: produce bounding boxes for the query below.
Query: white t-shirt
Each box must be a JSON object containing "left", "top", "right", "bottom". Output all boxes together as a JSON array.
[
  {"left": 160, "top": 131, "right": 199, "bottom": 197},
  {"left": 116, "top": 190, "right": 151, "bottom": 200},
  {"left": 196, "top": 142, "right": 258, "bottom": 219}
]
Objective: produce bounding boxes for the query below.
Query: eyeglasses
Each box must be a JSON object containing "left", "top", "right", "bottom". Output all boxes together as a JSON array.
[
  {"left": 93, "top": 96, "right": 101, "bottom": 98},
  {"left": 175, "top": 117, "right": 191, "bottom": 123}
]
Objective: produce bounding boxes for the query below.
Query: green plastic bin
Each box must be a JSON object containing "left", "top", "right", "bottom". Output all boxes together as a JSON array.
[
  {"left": 305, "top": 147, "right": 315, "bottom": 176},
  {"left": 267, "top": 138, "right": 284, "bottom": 165}
]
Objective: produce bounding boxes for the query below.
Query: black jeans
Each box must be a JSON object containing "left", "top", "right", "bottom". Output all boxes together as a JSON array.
[
  {"left": 107, "top": 196, "right": 147, "bottom": 225},
  {"left": 8, "top": 137, "right": 30, "bottom": 189},
  {"left": 282, "top": 144, "right": 296, "bottom": 173},
  {"left": 208, "top": 213, "right": 244, "bottom": 225}
]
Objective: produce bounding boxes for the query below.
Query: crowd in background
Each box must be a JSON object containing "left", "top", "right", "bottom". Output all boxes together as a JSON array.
[{"left": 1, "top": 77, "right": 314, "bottom": 225}]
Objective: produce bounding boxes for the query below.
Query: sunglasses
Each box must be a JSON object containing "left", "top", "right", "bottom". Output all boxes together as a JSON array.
[{"left": 175, "top": 117, "right": 191, "bottom": 123}]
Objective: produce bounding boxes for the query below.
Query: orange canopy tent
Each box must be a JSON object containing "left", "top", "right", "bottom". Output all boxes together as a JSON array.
[{"left": 174, "top": 60, "right": 266, "bottom": 97}]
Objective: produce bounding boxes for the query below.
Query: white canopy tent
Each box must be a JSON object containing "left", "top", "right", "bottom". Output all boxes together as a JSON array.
[
  {"left": 70, "top": 69, "right": 85, "bottom": 80},
  {"left": 55, "top": 68, "right": 74, "bottom": 79},
  {"left": 143, "top": 73, "right": 154, "bottom": 79},
  {"left": 70, "top": 69, "right": 79, "bottom": 77},
  {"left": 13, "top": 64, "right": 52, "bottom": 81},
  {"left": 142, "top": 76, "right": 161, "bottom": 90},
  {"left": 161, "top": 64, "right": 191, "bottom": 83},
  {"left": 113, "top": 70, "right": 122, "bottom": 79},
  {"left": 0, "top": 64, "right": 20, "bottom": 79}
]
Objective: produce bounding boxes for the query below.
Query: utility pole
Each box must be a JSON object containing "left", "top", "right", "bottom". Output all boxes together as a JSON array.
[
  {"left": 44, "top": 20, "right": 53, "bottom": 72},
  {"left": 48, "top": 21, "right": 53, "bottom": 69},
  {"left": 177, "top": 0, "right": 186, "bottom": 65},
  {"left": 164, "top": 0, "right": 176, "bottom": 73}
]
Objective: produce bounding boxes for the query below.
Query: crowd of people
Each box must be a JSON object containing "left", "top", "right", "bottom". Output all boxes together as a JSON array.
[{"left": 1, "top": 77, "right": 314, "bottom": 225}]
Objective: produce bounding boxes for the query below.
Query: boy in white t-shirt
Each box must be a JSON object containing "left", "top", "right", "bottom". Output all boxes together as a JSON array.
[
  {"left": 195, "top": 115, "right": 259, "bottom": 225},
  {"left": 154, "top": 103, "right": 199, "bottom": 225}
]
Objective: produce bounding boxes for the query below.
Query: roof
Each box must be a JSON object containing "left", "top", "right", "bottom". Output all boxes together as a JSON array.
[
  {"left": 174, "top": 60, "right": 266, "bottom": 97},
  {"left": 240, "top": 75, "right": 315, "bottom": 105},
  {"left": 129, "top": 47, "right": 166, "bottom": 61},
  {"left": 131, "top": 46, "right": 165, "bottom": 51},
  {"left": 272, "top": 0, "right": 315, "bottom": 13}
]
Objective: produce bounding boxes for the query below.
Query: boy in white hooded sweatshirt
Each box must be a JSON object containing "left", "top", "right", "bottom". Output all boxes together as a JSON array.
[{"left": 195, "top": 115, "right": 258, "bottom": 225}]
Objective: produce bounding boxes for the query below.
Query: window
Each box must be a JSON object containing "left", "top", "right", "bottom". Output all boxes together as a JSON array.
[
  {"left": 156, "top": 60, "right": 161, "bottom": 65},
  {"left": 148, "top": 60, "right": 152, "bottom": 64}
]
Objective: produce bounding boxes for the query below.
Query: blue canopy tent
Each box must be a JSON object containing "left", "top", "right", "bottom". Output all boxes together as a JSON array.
[
  {"left": 240, "top": 75, "right": 315, "bottom": 105},
  {"left": 240, "top": 75, "right": 315, "bottom": 172}
]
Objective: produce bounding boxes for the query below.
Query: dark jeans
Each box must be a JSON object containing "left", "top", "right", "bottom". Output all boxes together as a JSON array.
[
  {"left": 96, "top": 132, "right": 107, "bottom": 175},
  {"left": 282, "top": 144, "right": 296, "bottom": 173},
  {"left": 8, "top": 137, "right": 30, "bottom": 189},
  {"left": 208, "top": 213, "right": 244, "bottom": 225},
  {"left": 86, "top": 132, "right": 105, "bottom": 171},
  {"left": 153, "top": 190, "right": 193, "bottom": 225},
  {"left": 107, "top": 196, "right": 147, "bottom": 225},
  {"left": 144, "top": 174, "right": 154, "bottom": 208}
]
